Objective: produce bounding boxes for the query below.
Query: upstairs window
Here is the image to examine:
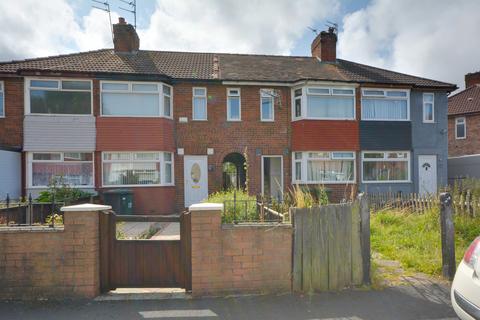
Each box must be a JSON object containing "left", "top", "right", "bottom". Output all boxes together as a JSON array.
[
  {"left": 192, "top": 87, "right": 207, "bottom": 120},
  {"left": 29, "top": 152, "right": 94, "bottom": 187},
  {"left": 294, "top": 88, "right": 302, "bottom": 119},
  {"left": 293, "top": 86, "right": 355, "bottom": 120},
  {"left": 227, "top": 88, "right": 241, "bottom": 121},
  {"left": 28, "top": 79, "right": 92, "bottom": 115},
  {"left": 423, "top": 93, "right": 434, "bottom": 123},
  {"left": 293, "top": 151, "right": 355, "bottom": 183},
  {"left": 0, "top": 81, "right": 4, "bottom": 117},
  {"left": 455, "top": 117, "right": 466, "bottom": 139},
  {"left": 101, "top": 81, "right": 172, "bottom": 118},
  {"left": 361, "top": 89, "right": 409, "bottom": 121},
  {"left": 260, "top": 89, "right": 274, "bottom": 121}
]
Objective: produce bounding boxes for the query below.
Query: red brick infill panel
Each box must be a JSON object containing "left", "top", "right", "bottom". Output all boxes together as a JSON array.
[{"left": 190, "top": 206, "right": 293, "bottom": 296}]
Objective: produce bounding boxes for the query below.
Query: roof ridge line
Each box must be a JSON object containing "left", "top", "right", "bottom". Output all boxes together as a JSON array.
[{"left": 0, "top": 48, "right": 112, "bottom": 66}]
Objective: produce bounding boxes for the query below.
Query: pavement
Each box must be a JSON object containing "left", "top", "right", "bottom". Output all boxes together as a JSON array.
[
  {"left": 151, "top": 222, "right": 180, "bottom": 240},
  {"left": 0, "top": 283, "right": 458, "bottom": 320}
]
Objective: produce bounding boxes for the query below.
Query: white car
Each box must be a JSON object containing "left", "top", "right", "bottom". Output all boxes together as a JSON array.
[{"left": 451, "top": 236, "right": 480, "bottom": 320}]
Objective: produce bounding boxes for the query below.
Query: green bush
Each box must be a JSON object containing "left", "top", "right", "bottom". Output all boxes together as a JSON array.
[
  {"left": 36, "top": 176, "right": 92, "bottom": 204},
  {"left": 205, "top": 189, "right": 257, "bottom": 223}
]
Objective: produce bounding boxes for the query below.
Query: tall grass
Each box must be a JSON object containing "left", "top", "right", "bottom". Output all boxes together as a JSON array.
[
  {"left": 371, "top": 208, "right": 480, "bottom": 276},
  {"left": 205, "top": 189, "right": 257, "bottom": 223}
]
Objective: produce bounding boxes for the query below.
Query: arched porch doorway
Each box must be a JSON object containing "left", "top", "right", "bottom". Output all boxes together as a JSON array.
[{"left": 222, "top": 152, "right": 246, "bottom": 190}]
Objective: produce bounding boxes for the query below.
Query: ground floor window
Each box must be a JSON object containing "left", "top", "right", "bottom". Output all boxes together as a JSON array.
[
  {"left": 362, "top": 151, "right": 410, "bottom": 183},
  {"left": 28, "top": 152, "right": 94, "bottom": 187},
  {"left": 292, "top": 151, "right": 355, "bottom": 183},
  {"left": 102, "top": 151, "right": 174, "bottom": 187}
]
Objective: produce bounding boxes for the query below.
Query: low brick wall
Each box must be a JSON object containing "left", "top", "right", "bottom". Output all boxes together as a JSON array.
[
  {"left": 0, "top": 210, "right": 101, "bottom": 300},
  {"left": 190, "top": 206, "right": 292, "bottom": 296}
]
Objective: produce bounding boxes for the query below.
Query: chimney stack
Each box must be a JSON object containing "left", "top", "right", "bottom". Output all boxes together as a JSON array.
[
  {"left": 465, "top": 72, "right": 480, "bottom": 88},
  {"left": 113, "top": 17, "right": 140, "bottom": 53},
  {"left": 311, "top": 27, "right": 337, "bottom": 62}
]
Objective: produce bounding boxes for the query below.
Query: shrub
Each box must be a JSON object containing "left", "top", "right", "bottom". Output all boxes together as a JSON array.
[
  {"left": 36, "top": 176, "right": 92, "bottom": 204},
  {"left": 205, "top": 189, "right": 257, "bottom": 223},
  {"left": 288, "top": 184, "right": 329, "bottom": 208}
]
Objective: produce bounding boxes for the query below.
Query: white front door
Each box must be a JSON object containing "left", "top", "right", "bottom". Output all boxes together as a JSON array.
[
  {"left": 184, "top": 156, "right": 208, "bottom": 207},
  {"left": 418, "top": 155, "right": 437, "bottom": 195}
]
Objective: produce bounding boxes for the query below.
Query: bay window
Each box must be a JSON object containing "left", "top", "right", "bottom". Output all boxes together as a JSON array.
[
  {"left": 292, "top": 86, "right": 355, "bottom": 120},
  {"left": 102, "top": 152, "right": 174, "bottom": 187},
  {"left": 0, "top": 81, "right": 3, "bottom": 117},
  {"left": 361, "top": 89, "right": 409, "bottom": 121},
  {"left": 101, "top": 81, "right": 172, "bottom": 118},
  {"left": 293, "top": 151, "right": 355, "bottom": 183},
  {"left": 29, "top": 152, "right": 94, "bottom": 187},
  {"left": 260, "top": 89, "right": 274, "bottom": 121},
  {"left": 27, "top": 78, "right": 92, "bottom": 115},
  {"left": 362, "top": 151, "right": 410, "bottom": 183}
]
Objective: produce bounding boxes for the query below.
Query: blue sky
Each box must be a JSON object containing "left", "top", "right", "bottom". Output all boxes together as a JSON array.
[{"left": 0, "top": 0, "right": 479, "bottom": 90}]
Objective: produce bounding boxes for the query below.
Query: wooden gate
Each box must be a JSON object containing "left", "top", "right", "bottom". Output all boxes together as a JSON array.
[
  {"left": 292, "top": 196, "right": 370, "bottom": 292},
  {"left": 99, "top": 211, "right": 191, "bottom": 292}
]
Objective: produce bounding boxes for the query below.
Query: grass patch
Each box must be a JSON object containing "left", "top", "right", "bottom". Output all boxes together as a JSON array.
[{"left": 371, "top": 208, "right": 480, "bottom": 276}]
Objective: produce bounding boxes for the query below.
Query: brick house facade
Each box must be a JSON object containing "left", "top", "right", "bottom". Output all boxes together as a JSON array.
[
  {"left": 447, "top": 72, "right": 480, "bottom": 181},
  {"left": 0, "top": 18, "right": 456, "bottom": 212}
]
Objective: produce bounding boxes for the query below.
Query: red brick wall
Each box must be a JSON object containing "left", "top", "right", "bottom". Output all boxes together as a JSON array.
[
  {"left": 291, "top": 120, "right": 359, "bottom": 150},
  {"left": 0, "top": 210, "right": 100, "bottom": 300},
  {"left": 174, "top": 83, "right": 291, "bottom": 210},
  {"left": 190, "top": 208, "right": 292, "bottom": 296},
  {"left": 96, "top": 118, "right": 175, "bottom": 151},
  {"left": 448, "top": 114, "right": 480, "bottom": 157},
  {"left": 0, "top": 78, "right": 23, "bottom": 148}
]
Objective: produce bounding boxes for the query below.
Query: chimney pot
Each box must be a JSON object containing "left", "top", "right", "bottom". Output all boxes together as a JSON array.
[
  {"left": 113, "top": 18, "right": 139, "bottom": 53},
  {"left": 465, "top": 72, "right": 480, "bottom": 88},
  {"left": 311, "top": 27, "right": 337, "bottom": 62}
]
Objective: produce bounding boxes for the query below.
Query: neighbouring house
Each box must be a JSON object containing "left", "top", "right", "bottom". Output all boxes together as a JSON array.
[
  {"left": 448, "top": 71, "right": 480, "bottom": 182},
  {"left": 0, "top": 18, "right": 456, "bottom": 214}
]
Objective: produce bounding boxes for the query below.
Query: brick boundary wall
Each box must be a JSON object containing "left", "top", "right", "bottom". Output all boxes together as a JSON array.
[
  {"left": 0, "top": 206, "right": 106, "bottom": 300},
  {"left": 190, "top": 204, "right": 292, "bottom": 296}
]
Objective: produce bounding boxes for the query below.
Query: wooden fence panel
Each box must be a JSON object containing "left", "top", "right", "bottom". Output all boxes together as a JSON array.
[{"left": 292, "top": 199, "right": 367, "bottom": 292}]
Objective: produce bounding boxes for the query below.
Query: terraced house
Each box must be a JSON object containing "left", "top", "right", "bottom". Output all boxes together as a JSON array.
[{"left": 0, "top": 18, "right": 456, "bottom": 214}]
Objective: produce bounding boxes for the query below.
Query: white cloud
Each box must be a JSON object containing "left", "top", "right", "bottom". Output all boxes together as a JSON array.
[
  {"left": 338, "top": 0, "right": 480, "bottom": 90},
  {"left": 139, "top": 0, "right": 339, "bottom": 55}
]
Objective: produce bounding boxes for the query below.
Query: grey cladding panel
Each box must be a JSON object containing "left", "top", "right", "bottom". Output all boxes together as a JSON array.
[
  {"left": 360, "top": 121, "right": 411, "bottom": 150},
  {"left": 24, "top": 115, "right": 96, "bottom": 151}
]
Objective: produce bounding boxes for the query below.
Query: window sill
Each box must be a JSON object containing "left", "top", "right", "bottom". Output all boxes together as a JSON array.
[
  {"left": 99, "top": 115, "right": 173, "bottom": 119},
  {"left": 227, "top": 119, "right": 242, "bottom": 122},
  {"left": 261, "top": 119, "right": 275, "bottom": 122},
  {"left": 101, "top": 184, "right": 175, "bottom": 188},
  {"left": 362, "top": 180, "right": 411, "bottom": 184},
  {"left": 361, "top": 119, "right": 410, "bottom": 122},
  {"left": 192, "top": 119, "right": 208, "bottom": 122},
  {"left": 26, "top": 113, "right": 94, "bottom": 117}
]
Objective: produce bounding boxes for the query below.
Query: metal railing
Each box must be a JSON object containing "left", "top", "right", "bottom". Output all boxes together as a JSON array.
[
  {"left": 0, "top": 194, "right": 64, "bottom": 227},
  {"left": 222, "top": 193, "right": 287, "bottom": 223}
]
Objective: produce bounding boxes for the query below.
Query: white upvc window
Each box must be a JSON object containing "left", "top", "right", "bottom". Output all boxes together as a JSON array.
[
  {"left": 455, "top": 117, "right": 466, "bottom": 139},
  {"left": 192, "top": 87, "right": 207, "bottom": 120},
  {"left": 292, "top": 151, "right": 356, "bottom": 184},
  {"left": 423, "top": 93, "right": 434, "bottom": 123},
  {"left": 27, "top": 152, "right": 94, "bottom": 188},
  {"left": 292, "top": 86, "right": 355, "bottom": 120},
  {"left": 361, "top": 88, "right": 410, "bottom": 121},
  {"left": 260, "top": 89, "right": 274, "bottom": 122},
  {"left": 100, "top": 81, "right": 173, "bottom": 118},
  {"left": 102, "top": 151, "right": 174, "bottom": 187},
  {"left": 0, "top": 81, "right": 4, "bottom": 117},
  {"left": 293, "top": 88, "right": 303, "bottom": 120},
  {"left": 361, "top": 151, "right": 411, "bottom": 183},
  {"left": 26, "top": 78, "right": 93, "bottom": 115},
  {"left": 227, "top": 88, "right": 241, "bottom": 121}
]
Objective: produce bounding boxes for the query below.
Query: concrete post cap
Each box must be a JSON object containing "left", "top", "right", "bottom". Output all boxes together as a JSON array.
[
  {"left": 189, "top": 203, "right": 223, "bottom": 211},
  {"left": 61, "top": 203, "right": 112, "bottom": 212}
]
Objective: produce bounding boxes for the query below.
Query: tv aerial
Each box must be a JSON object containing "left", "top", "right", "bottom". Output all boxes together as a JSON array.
[
  {"left": 92, "top": 0, "right": 114, "bottom": 43},
  {"left": 119, "top": 0, "right": 137, "bottom": 29}
]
